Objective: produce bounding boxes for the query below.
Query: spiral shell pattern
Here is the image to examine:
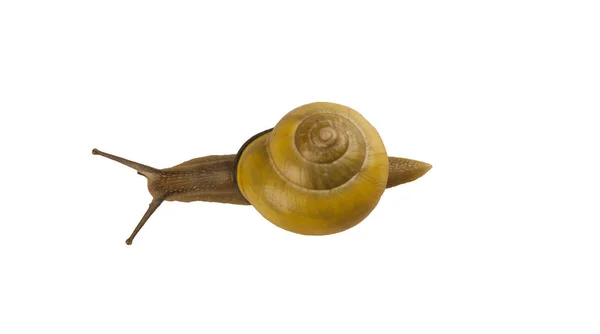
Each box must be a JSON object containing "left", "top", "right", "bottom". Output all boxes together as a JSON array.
[
  {"left": 237, "top": 102, "right": 389, "bottom": 235},
  {"left": 268, "top": 104, "right": 368, "bottom": 190}
]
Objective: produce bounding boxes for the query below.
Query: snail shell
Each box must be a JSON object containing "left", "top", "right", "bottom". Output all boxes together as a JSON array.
[{"left": 236, "top": 102, "right": 389, "bottom": 235}]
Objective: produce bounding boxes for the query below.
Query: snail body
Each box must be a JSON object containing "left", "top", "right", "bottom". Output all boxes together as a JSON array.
[{"left": 93, "top": 102, "right": 431, "bottom": 244}]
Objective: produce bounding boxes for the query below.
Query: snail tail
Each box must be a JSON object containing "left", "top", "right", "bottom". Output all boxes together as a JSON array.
[{"left": 386, "top": 157, "right": 432, "bottom": 188}]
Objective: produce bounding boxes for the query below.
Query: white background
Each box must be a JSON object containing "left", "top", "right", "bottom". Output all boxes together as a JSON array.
[{"left": 1, "top": 1, "right": 599, "bottom": 333}]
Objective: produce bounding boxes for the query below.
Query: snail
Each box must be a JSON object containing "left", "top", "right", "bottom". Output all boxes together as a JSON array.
[{"left": 93, "top": 102, "right": 431, "bottom": 244}]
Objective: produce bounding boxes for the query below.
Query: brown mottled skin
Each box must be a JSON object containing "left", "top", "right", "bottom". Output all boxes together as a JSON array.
[
  {"left": 92, "top": 148, "right": 431, "bottom": 244},
  {"left": 386, "top": 157, "right": 432, "bottom": 188},
  {"left": 144, "top": 155, "right": 247, "bottom": 205},
  {"left": 146, "top": 155, "right": 430, "bottom": 204}
]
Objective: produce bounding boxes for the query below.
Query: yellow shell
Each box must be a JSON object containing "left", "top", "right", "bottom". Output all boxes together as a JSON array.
[{"left": 236, "top": 102, "right": 389, "bottom": 235}]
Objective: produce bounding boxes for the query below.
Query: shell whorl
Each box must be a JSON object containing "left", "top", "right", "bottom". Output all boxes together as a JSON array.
[
  {"left": 268, "top": 104, "right": 368, "bottom": 190},
  {"left": 236, "top": 102, "right": 389, "bottom": 235}
]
